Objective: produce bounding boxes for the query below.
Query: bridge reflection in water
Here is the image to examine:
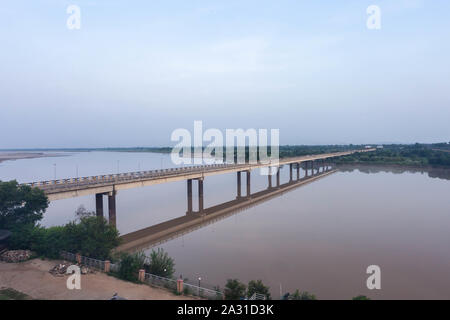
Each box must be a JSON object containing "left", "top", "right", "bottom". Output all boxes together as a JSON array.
[{"left": 117, "top": 166, "right": 337, "bottom": 253}]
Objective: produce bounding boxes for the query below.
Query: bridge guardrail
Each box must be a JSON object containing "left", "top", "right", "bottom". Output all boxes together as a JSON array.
[{"left": 23, "top": 149, "right": 371, "bottom": 190}]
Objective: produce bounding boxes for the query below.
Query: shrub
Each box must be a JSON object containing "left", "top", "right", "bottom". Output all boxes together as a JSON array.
[
  {"left": 145, "top": 248, "right": 175, "bottom": 278},
  {"left": 224, "top": 279, "right": 246, "bottom": 300},
  {"left": 8, "top": 216, "right": 120, "bottom": 260},
  {"left": 247, "top": 280, "right": 271, "bottom": 300},
  {"left": 117, "top": 252, "right": 147, "bottom": 282},
  {"left": 67, "top": 216, "right": 120, "bottom": 260},
  {"left": 290, "top": 290, "right": 317, "bottom": 300}
]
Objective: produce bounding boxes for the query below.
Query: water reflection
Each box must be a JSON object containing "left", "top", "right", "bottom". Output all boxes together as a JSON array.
[
  {"left": 338, "top": 164, "right": 450, "bottom": 181},
  {"left": 119, "top": 169, "right": 337, "bottom": 252}
]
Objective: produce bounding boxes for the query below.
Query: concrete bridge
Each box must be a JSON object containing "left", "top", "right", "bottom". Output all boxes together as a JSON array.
[{"left": 24, "top": 149, "right": 374, "bottom": 227}]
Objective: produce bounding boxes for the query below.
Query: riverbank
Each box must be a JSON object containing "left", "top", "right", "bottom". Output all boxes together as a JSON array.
[
  {"left": 0, "top": 259, "right": 194, "bottom": 300},
  {"left": 0, "top": 152, "right": 64, "bottom": 164}
]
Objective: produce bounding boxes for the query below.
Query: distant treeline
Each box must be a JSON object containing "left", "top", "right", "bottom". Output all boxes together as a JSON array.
[
  {"left": 334, "top": 143, "right": 450, "bottom": 167},
  {"left": 207, "top": 143, "right": 450, "bottom": 168}
]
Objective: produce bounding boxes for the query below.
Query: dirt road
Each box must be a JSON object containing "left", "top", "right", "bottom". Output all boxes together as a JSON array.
[{"left": 0, "top": 259, "right": 193, "bottom": 300}]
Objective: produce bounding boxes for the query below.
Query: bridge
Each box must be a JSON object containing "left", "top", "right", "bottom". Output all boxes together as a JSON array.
[{"left": 24, "top": 149, "right": 374, "bottom": 227}]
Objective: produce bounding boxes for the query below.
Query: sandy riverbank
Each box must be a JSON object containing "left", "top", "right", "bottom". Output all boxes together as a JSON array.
[
  {"left": 0, "top": 259, "right": 195, "bottom": 300},
  {"left": 0, "top": 152, "right": 64, "bottom": 163}
]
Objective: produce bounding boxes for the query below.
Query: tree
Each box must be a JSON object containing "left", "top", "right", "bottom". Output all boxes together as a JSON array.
[
  {"left": 0, "top": 180, "right": 48, "bottom": 229},
  {"left": 352, "top": 295, "right": 370, "bottom": 300},
  {"left": 247, "top": 280, "right": 271, "bottom": 300},
  {"left": 74, "top": 205, "right": 95, "bottom": 220},
  {"left": 145, "top": 248, "right": 175, "bottom": 278},
  {"left": 224, "top": 279, "right": 246, "bottom": 300},
  {"left": 65, "top": 216, "right": 121, "bottom": 260},
  {"left": 117, "top": 252, "right": 146, "bottom": 281},
  {"left": 290, "top": 290, "right": 317, "bottom": 300}
]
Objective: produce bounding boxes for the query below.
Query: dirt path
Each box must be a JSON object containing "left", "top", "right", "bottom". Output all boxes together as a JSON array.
[{"left": 0, "top": 259, "right": 194, "bottom": 300}]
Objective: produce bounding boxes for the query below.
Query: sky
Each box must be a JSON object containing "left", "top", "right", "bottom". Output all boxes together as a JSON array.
[{"left": 0, "top": 0, "right": 449, "bottom": 148}]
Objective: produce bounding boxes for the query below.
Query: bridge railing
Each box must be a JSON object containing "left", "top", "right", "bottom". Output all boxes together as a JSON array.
[
  {"left": 23, "top": 149, "right": 367, "bottom": 188},
  {"left": 25, "top": 161, "right": 247, "bottom": 189}
]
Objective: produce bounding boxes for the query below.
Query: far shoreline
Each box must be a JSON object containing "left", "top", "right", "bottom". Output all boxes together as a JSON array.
[{"left": 0, "top": 152, "right": 67, "bottom": 164}]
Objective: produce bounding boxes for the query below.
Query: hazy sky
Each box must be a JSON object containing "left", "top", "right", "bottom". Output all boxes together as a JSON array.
[{"left": 0, "top": 0, "right": 449, "bottom": 148}]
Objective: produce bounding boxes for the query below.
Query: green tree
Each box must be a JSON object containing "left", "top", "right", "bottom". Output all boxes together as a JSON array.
[
  {"left": 145, "top": 248, "right": 175, "bottom": 278},
  {"left": 224, "top": 279, "right": 246, "bottom": 300},
  {"left": 0, "top": 180, "right": 48, "bottom": 229},
  {"left": 290, "top": 290, "right": 317, "bottom": 300},
  {"left": 66, "top": 216, "right": 121, "bottom": 260},
  {"left": 117, "top": 252, "right": 146, "bottom": 282},
  {"left": 352, "top": 295, "right": 370, "bottom": 300},
  {"left": 247, "top": 280, "right": 271, "bottom": 300}
]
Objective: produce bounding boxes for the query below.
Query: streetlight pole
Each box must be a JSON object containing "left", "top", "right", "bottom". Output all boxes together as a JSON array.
[{"left": 53, "top": 164, "right": 56, "bottom": 180}]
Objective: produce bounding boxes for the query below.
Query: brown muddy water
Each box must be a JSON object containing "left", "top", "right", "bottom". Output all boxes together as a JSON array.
[{"left": 1, "top": 152, "right": 449, "bottom": 299}]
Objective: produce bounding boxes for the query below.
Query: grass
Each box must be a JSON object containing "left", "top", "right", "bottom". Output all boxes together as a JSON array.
[{"left": 0, "top": 288, "right": 32, "bottom": 300}]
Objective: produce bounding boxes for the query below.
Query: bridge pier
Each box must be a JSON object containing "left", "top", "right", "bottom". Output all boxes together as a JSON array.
[
  {"left": 268, "top": 169, "right": 272, "bottom": 189},
  {"left": 187, "top": 178, "right": 204, "bottom": 215},
  {"left": 296, "top": 163, "right": 300, "bottom": 180},
  {"left": 289, "top": 164, "right": 293, "bottom": 182},
  {"left": 246, "top": 170, "right": 251, "bottom": 197},
  {"left": 108, "top": 192, "right": 116, "bottom": 228},
  {"left": 187, "top": 179, "right": 193, "bottom": 214},
  {"left": 237, "top": 172, "right": 242, "bottom": 198},
  {"left": 198, "top": 178, "right": 204, "bottom": 214},
  {"left": 276, "top": 167, "right": 280, "bottom": 187},
  {"left": 95, "top": 193, "right": 103, "bottom": 217}
]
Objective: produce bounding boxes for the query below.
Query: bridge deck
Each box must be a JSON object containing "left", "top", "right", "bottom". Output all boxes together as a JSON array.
[{"left": 23, "top": 149, "right": 374, "bottom": 200}]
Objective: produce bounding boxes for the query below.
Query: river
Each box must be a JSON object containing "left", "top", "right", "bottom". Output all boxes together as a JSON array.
[{"left": 1, "top": 151, "right": 449, "bottom": 299}]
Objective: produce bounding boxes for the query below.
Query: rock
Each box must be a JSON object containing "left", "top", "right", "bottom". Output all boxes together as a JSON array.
[
  {"left": 0, "top": 250, "right": 32, "bottom": 263},
  {"left": 81, "top": 266, "right": 89, "bottom": 274},
  {"left": 49, "top": 262, "right": 71, "bottom": 276},
  {"left": 49, "top": 261, "right": 95, "bottom": 277}
]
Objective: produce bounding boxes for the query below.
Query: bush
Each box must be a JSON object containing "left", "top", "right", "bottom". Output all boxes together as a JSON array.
[
  {"left": 145, "top": 248, "right": 175, "bottom": 278},
  {"left": 247, "top": 280, "right": 271, "bottom": 300},
  {"left": 8, "top": 216, "right": 120, "bottom": 260},
  {"left": 8, "top": 224, "right": 68, "bottom": 259},
  {"left": 117, "top": 252, "right": 146, "bottom": 282},
  {"left": 290, "top": 290, "right": 317, "bottom": 300},
  {"left": 66, "top": 216, "right": 120, "bottom": 260},
  {"left": 224, "top": 279, "right": 246, "bottom": 300}
]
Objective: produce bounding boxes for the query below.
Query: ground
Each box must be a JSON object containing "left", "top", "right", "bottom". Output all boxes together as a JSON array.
[{"left": 0, "top": 258, "right": 194, "bottom": 300}]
